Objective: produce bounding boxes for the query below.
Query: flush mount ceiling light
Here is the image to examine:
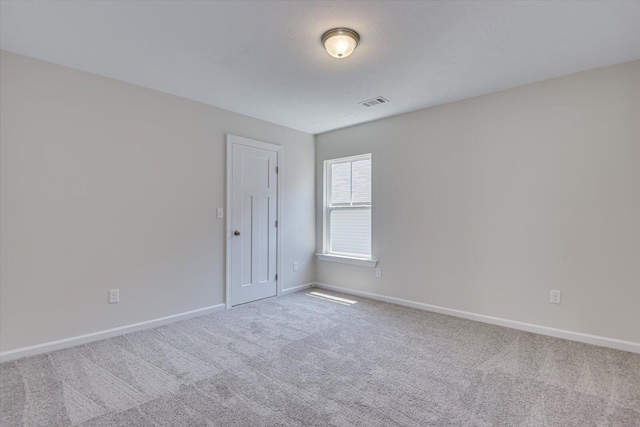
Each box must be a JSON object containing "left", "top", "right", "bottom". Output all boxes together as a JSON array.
[{"left": 321, "top": 28, "right": 360, "bottom": 58}]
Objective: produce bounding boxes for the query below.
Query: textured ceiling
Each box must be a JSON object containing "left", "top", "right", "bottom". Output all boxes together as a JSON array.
[{"left": 1, "top": 1, "right": 639, "bottom": 134}]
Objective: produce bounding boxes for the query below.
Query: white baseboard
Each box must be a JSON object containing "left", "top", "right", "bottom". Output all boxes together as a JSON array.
[
  {"left": 0, "top": 304, "right": 225, "bottom": 363},
  {"left": 5, "top": 283, "right": 637, "bottom": 362},
  {"left": 282, "top": 283, "right": 314, "bottom": 295},
  {"left": 314, "top": 282, "right": 640, "bottom": 354}
]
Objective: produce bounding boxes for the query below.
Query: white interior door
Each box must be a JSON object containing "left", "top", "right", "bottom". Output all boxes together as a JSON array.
[{"left": 228, "top": 136, "right": 279, "bottom": 306}]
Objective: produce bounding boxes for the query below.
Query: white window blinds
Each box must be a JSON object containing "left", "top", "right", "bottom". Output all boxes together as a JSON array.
[
  {"left": 329, "top": 209, "right": 371, "bottom": 256},
  {"left": 325, "top": 155, "right": 372, "bottom": 258}
]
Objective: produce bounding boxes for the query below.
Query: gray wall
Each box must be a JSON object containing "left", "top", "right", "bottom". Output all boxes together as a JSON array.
[
  {"left": 316, "top": 60, "right": 640, "bottom": 343},
  {"left": 2, "top": 50, "right": 638, "bottom": 353},
  {"left": 0, "top": 51, "right": 316, "bottom": 352}
]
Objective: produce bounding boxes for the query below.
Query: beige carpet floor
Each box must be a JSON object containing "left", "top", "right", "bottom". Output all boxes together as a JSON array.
[{"left": 1, "top": 288, "right": 639, "bottom": 426}]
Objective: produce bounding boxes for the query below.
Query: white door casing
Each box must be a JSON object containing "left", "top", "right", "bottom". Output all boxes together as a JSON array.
[{"left": 226, "top": 135, "right": 281, "bottom": 307}]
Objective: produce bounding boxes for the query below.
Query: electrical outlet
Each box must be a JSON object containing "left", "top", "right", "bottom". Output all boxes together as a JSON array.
[
  {"left": 550, "top": 290, "right": 561, "bottom": 304},
  {"left": 375, "top": 268, "right": 382, "bottom": 278},
  {"left": 293, "top": 261, "right": 298, "bottom": 271},
  {"left": 216, "top": 208, "right": 224, "bottom": 219},
  {"left": 109, "top": 289, "right": 120, "bottom": 304}
]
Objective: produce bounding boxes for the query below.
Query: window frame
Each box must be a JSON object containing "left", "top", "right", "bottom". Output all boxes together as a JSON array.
[{"left": 322, "top": 153, "right": 373, "bottom": 260}]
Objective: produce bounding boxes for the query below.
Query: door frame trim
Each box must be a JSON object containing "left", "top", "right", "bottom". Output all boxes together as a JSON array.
[{"left": 226, "top": 134, "right": 283, "bottom": 309}]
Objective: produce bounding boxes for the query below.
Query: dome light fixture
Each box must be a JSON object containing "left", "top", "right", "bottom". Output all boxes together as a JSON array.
[{"left": 321, "top": 28, "right": 360, "bottom": 59}]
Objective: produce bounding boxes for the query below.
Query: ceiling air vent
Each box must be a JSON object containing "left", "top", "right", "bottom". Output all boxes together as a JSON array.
[{"left": 359, "top": 96, "right": 389, "bottom": 107}]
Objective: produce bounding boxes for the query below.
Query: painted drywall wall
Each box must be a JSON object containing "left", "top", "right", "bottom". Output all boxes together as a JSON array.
[
  {"left": 0, "top": 51, "right": 316, "bottom": 352},
  {"left": 316, "top": 60, "right": 640, "bottom": 343}
]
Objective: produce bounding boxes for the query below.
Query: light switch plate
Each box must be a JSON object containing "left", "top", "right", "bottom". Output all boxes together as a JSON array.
[
  {"left": 109, "top": 289, "right": 120, "bottom": 304},
  {"left": 216, "top": 208, "right": 224, "bottom": 219}
]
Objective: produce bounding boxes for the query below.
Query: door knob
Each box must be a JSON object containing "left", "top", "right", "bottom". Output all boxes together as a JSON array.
[{"left": 234, "top": 230, "right": 240, "bottom": 236}]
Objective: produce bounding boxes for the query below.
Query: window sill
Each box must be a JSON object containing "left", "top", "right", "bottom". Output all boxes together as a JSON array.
[{"left": 316, "top": 253, "right": 378, "bottom": 268}]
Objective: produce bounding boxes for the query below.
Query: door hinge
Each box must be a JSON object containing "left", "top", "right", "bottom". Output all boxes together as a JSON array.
[
  {"left": 276, "top": 166, "right": 279, "bottom": 174},
  {"left": 275, "top": 220, "right": 278, "bottom": 227},
  {"left": 275, "top": 274, "right": 278, "bottom": 281}
]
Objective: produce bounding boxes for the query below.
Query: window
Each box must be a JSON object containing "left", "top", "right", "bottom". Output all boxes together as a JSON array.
[{"left": 323, "top": 154, "right": 372, "bottom": 259}]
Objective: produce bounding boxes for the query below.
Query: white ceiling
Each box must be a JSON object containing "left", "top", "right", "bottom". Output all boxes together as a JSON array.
[{"left": 2, "top": 1, "right": 639, "bottom": 134}]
